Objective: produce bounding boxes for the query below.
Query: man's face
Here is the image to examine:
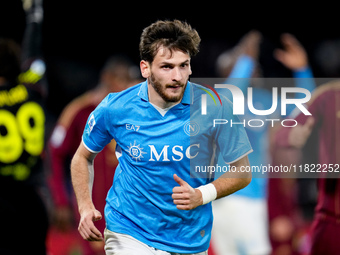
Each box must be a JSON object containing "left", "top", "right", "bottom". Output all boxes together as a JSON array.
[{"left": 141, "top": 46, "right": 192, "bottom": 104}]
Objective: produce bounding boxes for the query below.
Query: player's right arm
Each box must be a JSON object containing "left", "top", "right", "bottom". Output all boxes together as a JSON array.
[
  {"left": 72, "top": 94, "right": 113, "bottom": 241},
  {"left": 71, "top": 142, "right": 103, "bottom": 241}
]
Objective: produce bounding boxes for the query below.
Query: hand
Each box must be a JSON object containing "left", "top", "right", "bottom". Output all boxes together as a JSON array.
[
  {"left": 274, "top": 33, "right": 308, "bottom": 70},
  {"left": 270, "top": 216, "right": 295, "bottom": 242},
  {"left": 238, "top": 30, "right": 262, "bottom": 59},
  {"left": 288, "top": 117, "right": 314, "bottom": 148},
  {"left": 172, "top": 174, "right": 203, "bottom": 210},
  {"left": 78, "top": 208, "right": 103, "bottom": 241}
]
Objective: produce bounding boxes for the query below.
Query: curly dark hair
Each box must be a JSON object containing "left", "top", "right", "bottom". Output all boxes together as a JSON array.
[{"left": 139, "top": 20, "right": 201, "bottom": 63}]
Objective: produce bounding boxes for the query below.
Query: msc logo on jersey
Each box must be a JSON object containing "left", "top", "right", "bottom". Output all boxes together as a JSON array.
[
  {"left": 126, "top": 141, "right": 147, "bottom": 161},
  {"left": 125, "top": 141, "right": 200, "bottom": 162},
  {"left": 184, "top": 121, "right": 200, "bottom": 136}
]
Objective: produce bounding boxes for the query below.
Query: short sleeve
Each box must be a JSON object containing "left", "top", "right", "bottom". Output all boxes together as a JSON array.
[
  {"left": 215, "top": 97, "right": 253, "bottom": 164},
  {"left": 82, "top": 96, "right": 113, "bottom": 153}
]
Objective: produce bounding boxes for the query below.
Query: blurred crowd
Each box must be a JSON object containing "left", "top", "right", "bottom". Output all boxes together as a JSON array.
[{"left": 1, "top": 1, "right": 340, "bottom": 255}]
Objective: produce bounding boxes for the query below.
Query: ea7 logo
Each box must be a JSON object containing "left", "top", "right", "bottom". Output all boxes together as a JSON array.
[
  {"left": 148, "top": 144, "right": 200, "bottom": 161},
  {"left": 126, "top": 123, "right": 140, "bottom": 131}
]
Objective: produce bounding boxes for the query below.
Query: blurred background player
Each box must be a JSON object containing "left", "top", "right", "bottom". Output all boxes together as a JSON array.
[
  {"left": 47, "top": 55, "right": 140, "bottom": 255},
  {"left": 210, "top": 31, "right": 315, "bottom": 255},
  {"left": 212, "top": 30, "right": 271, "bottom": 255},
  {"left": 0, "top": 37, "right": 47, "bottom": 255},
  {"left": 274, "top": 79, "right": 340, "bottom": 255},
  {"left": 0, "top": 0, "right": 49, "bottom": 254},
  {"left": 268, "top": 34, "right": 317, "bottom": 255}
]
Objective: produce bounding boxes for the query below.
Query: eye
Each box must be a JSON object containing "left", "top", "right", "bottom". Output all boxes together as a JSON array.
[
  {"left": 161, "top": 65, "right": 172, "bottom": 69},
  {"left": 180, "top": 63, "right": 189, "bottom": 68}
]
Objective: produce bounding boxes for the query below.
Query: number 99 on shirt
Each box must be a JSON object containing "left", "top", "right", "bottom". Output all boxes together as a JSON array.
[{"left": 0, "top": 102, "right": 45, "bottom": 164}]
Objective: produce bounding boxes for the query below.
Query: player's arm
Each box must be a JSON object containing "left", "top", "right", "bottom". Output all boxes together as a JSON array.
[
  {"left": 274, "top": 33, "right": 308, "bottom": 71},
  {"left": 224, "top": 31, "right": 261, "bottom": 95},
  {"left": 274, "top": 33, "right": 315, "bottom": 100},
  {"left": 172, "top": 155, "right": 251, "bottom": 210},
  {"left": 71, "top": 142, "right": 103, "bottom": 241},
  {"left": 211, "top": 155, "right": 251, "bottom": 198}
]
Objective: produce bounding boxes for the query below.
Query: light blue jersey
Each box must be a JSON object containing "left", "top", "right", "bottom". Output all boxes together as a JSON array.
[{"left": 82, "top": 81, "right": 252, "bottom": 253}]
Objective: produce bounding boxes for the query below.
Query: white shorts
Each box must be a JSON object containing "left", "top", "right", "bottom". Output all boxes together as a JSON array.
[
  {"left": 211, "top": 196, "right": 271, "bottom": 255},
  {"left": 104, "top": 228, "right": 208, "bottom": 255}
]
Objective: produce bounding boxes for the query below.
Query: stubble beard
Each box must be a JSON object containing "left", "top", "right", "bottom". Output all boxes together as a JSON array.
[{"left": 150, "top": 73, "right": 187, "bottom": 103}]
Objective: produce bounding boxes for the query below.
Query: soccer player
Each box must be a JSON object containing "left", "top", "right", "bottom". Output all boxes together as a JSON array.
[
  {"left": 71, "top": 20, "right": 252, "bottom": 254},
  {"left": 275, "top": 80, "right": 340, "bottom": 255},
  {"left": 211, "top": 31, "right": 315, "bottom": 255},
  {"left": 0, "top": 1, "right": 48, "bottom": 254},
  {"left": 0, "top": 39, "right": 48, "bottom": 254}
]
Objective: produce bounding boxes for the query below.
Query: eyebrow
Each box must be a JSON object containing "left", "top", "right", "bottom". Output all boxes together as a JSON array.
[{"left": 159, "top": 59, "right": 190, "bottom": 66}]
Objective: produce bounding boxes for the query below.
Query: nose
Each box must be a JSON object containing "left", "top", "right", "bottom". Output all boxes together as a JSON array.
[{"left": 172, "top": 67, "right": 182, "bottom": 82}]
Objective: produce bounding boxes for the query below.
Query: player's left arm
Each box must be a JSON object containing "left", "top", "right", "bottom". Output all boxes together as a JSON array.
[
  {"left": 211, "top": 155, "right": 251, "bottom": 198},
  {"left": 172, "top": 155, "right": 251, "bottom": 210}
]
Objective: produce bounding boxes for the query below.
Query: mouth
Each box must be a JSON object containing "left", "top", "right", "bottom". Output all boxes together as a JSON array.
[{"left": 166, "top": 84, "right": 184, "bottom": 89}]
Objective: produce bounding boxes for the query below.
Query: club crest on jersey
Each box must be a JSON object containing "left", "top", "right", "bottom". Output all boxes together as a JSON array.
[
  {"left": 126, "top": 141, "right": 147, "bottom": 161},
  {"left": 184, "top": 121, "right": 200, "bottom": 136}
]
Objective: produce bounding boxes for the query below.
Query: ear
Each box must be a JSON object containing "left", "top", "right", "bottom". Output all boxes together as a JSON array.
[{"left": 140, "top": 60, "right": 151, "bottom": 79}]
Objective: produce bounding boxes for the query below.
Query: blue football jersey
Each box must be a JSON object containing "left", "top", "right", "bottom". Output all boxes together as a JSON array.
[{"left": 82, "top": 81, "right": 252, "bottom": 253}]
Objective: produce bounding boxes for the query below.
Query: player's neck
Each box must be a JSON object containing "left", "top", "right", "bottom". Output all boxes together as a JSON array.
[{"left": 150, "top": 97, "right": 179, "bottom": 109}]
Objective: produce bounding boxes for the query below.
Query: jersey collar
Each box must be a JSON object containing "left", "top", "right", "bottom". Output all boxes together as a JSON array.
[{"left": 138, "top": 80, "right": 193, "bottom": 105}]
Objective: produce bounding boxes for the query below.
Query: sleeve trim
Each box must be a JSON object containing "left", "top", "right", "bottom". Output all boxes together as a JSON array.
[
  {"left": 82, "top": 137, "right": 102, "bottom": 153},
  {"left": 225, "top": 149, "right": 253, "bottom": 164}
]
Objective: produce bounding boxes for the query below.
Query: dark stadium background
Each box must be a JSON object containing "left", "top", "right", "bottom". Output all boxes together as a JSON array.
[{"left": 1, "top": 1, "right": 339, "bottom": 118}]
